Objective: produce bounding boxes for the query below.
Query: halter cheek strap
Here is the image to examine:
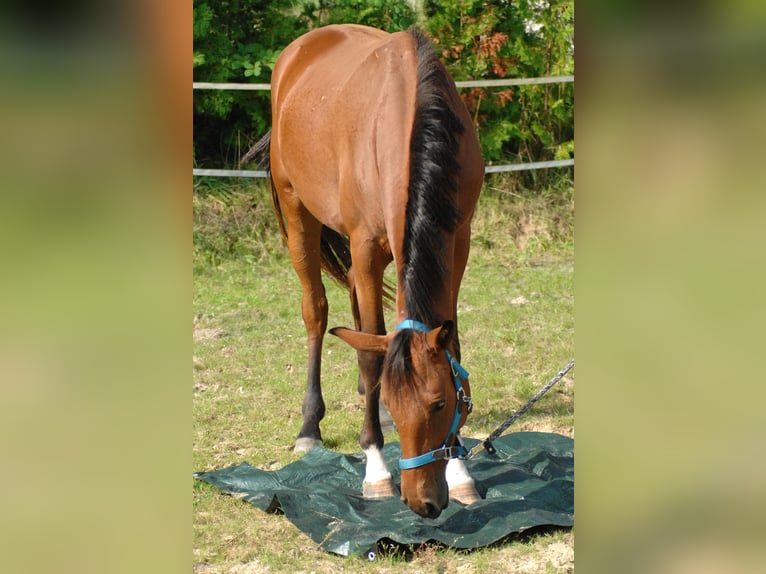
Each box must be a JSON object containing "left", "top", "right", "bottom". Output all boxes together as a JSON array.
[{"left": 394, "top": 320, "right": 473, "bottom": 470}]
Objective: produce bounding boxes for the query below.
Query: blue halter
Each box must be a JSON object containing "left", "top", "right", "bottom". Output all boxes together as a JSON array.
[{"left": 394, "top": 319, "right": 473, "bottom": 470}]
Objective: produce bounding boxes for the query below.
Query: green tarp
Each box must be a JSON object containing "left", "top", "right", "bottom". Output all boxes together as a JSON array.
[{"left": 195, "top": 432, "right": 573, "bottom": 557}]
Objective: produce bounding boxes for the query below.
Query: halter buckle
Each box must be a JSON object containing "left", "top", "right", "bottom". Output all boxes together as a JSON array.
[
  {"left": 430, "top": 442, "right": 470, "bottom": 462},
  {"left": 457, "top": 387, "right": 473, "bottom": 414}
]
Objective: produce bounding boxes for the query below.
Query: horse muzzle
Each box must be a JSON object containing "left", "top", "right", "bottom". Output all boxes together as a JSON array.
[{"left": 400, "top": 466, "right": 449, "bottom": 518}]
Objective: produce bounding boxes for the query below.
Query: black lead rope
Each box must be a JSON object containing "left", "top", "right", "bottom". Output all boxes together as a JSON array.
[{"left": 466, "top": 358, "right": 575, "bottom": 459}]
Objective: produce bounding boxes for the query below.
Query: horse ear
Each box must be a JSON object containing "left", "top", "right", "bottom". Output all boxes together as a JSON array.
[
  {"left": 329, "top": 327, "right": 391, "bottom": 354},
  {"left": 426, "top": 320, "right": 455, "bottom": 351}
]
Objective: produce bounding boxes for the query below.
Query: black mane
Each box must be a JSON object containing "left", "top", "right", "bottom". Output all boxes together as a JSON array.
[
  {"left": 402, "top": 28, "right": 465, "bottom": 327},
  {"left": 384, "top": 30, "right": 465, "bottom": 395}
]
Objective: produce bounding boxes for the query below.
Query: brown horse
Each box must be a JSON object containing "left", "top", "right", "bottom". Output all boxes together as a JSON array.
[{"left": 243, "top": 24, "right": 483, "bottom": 518}]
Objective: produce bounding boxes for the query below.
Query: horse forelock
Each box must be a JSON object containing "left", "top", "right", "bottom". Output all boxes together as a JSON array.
[
  {"left": 382, "top": 330, "right": 417, "bottom": 406},
  {"left": 403, "top": 28, "right": 465, "bottom": 326}
]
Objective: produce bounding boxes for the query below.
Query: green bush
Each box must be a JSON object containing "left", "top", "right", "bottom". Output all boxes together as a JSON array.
[
  {"left": 423, "top": 0, "right": 573, "bottom": 187},
  {"left": 193, "top": 0, "right": 574, "bottom": 189}
]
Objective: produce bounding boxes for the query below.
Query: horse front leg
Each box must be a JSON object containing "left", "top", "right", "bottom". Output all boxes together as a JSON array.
[
  {"left": 445, "top": 224, "right": 480, "bottom": 504},
  {"left": 446, "top": 457, "right": 480, "bottom": 505},
  {"left": 357, "top": 350, "right": 396, "bottom": 498},
  {"left": 348, "top": 266, "right": 394, "bottom": 436},
  {"left": 350, "top": 239, "right": 397, "bottom": 498},
  {"left": 346, "top": 267, "right": 365, "bottom": 397}
]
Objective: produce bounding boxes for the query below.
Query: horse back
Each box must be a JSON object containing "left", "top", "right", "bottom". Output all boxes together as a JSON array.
[{"left": 269, "top": 25, "right": 418, "bottom": 238}]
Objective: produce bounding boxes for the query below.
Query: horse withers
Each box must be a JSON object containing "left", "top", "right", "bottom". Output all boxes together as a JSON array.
[{"left": 243, "top": 24, "right": 484, "bottom": 518}]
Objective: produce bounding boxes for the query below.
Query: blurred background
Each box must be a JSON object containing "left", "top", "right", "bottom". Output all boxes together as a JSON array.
[
  {"left": 577, "top": 2, "right": 766, "bottom": 572},
  {"left": 1, "top": 1, "right": 765, "bottom": 572}
]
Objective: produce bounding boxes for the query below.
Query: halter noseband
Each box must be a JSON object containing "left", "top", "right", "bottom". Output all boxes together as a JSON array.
[{"left": 394, "top": 319, "right": 473, "bottom": 470}]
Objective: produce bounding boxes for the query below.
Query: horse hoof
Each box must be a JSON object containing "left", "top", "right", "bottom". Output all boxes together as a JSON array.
[
  {"left": 294, "top": 437, "right": 322, "bottom": 453},
  {"left": 363, "top": 479, "right": 398, "bottom": 499},
  {"left": 449, "top": 482, "right": 482, "bottom": 505}
]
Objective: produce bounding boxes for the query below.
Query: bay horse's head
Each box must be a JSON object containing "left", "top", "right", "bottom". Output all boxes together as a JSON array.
[{"left": 330, "top": 320, "right": 472, "bottom": 518}]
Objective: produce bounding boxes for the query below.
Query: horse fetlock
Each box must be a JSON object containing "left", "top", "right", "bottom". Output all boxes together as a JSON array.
[
  {"left": 446, "top": 457, "right": 480, "bottom": 504},
  {"left": 362, "top": 444, "right": 394, "bottom": 496},
  {"left": 301, "top": 396, "right": 325, "bottom": 419}
]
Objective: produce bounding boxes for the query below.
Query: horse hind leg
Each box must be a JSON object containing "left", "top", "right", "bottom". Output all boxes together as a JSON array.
[{"left": 282, "top": 204, "right": 328, "bottom": 453}]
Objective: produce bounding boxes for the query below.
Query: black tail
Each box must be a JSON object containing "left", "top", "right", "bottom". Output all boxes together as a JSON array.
[
  {"left": 244, "top": 131, "right": 394, "bottom": 307},
  {"left": 240, "top": 130, "right": 272, "bottom": 168},
  {"left": 318, "top": 227, "right": 353, "bottom": 289}
]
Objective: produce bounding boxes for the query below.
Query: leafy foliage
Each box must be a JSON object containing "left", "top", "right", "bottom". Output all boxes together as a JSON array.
[
  {"left": 193, "top": 0, "right": 312, "bottom": 166},
  {"left": 423, "top": 0, "right": 573, "bottom": 186},
  {"left": 302, "top": 0, "right": 416, "bottom": 30},
  {"left": 193, "top": 0, "right": 574, "bottom": 188}
]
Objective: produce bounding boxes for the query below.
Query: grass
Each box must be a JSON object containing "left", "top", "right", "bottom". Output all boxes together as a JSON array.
[{"left": 193, "top": 175, "right": 574, "bottom": 572}]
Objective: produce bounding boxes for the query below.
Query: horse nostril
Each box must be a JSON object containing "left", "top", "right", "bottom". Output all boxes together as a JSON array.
[{"left": 423, "top": 502, "right": 441, "bottom": 519}]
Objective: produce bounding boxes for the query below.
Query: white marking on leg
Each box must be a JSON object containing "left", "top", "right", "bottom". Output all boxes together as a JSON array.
[
  {"left": 363, "top": 445, "right": 392, "bottom": 484},
  {"left": 446, "top": 457, "right": 474, "bottom": 489}
]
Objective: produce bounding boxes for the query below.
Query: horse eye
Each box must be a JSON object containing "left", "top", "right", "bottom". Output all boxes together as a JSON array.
[{"left": 432, "top": 400, "right": 446, "bottom": 413}]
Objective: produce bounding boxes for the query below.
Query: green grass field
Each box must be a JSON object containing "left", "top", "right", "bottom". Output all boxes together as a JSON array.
[{"left": 193, "top": 176, "right": 574, "bottom": 572}]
